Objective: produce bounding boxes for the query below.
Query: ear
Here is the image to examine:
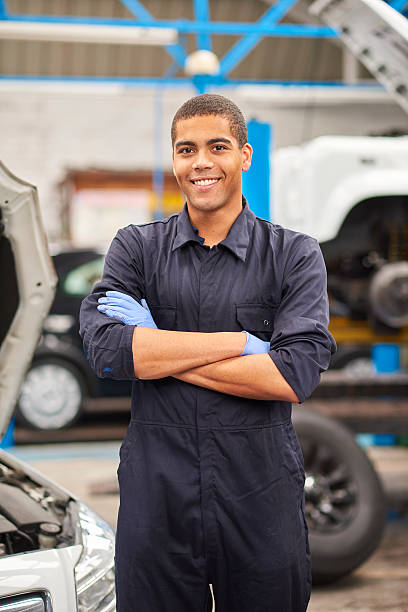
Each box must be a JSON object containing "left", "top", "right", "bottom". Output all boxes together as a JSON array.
[
  {"left": 241, "top": 142, "right": 253, "bottom": 172},
  {"left": 172, "top": 151, "right": 176, "bottom": 176}
]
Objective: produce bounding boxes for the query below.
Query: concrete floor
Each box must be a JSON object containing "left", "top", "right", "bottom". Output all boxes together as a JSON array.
[{"left": 9, "top": 443, "right": 408, "bottom": 612}]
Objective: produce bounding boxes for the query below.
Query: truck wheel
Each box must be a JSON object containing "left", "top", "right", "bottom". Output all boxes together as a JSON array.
[
  {"left": 16, "top": 358, "right": 85, "bottom": 430},
  {"left": 331, "top": 346, "right": 373, "bottom": 376},
  {"left": 292, "top": 406, "right": 386, "bottom": 584}
]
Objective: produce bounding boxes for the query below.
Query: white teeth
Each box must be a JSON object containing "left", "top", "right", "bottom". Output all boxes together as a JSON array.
[{"left": 194, "top": 179, "right": 218, "bottom": 186}]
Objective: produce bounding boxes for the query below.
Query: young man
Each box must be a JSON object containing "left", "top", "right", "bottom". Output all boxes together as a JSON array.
[{"left": 79, "top": 94, "right": 336, "bottom": 611}]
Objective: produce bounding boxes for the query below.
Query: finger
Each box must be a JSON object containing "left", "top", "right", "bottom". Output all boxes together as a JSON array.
[
  {"left": 99, "top": 296, "right": 130, "bottom": 305},
  {"left": 97, "top": 305, "right": 126, "bottom": 322},
  {"left": 98, "top": 304, "right": 131, "bottom": 316},
  {"left": 105, "top": 291, "right": 136, "bottom": 303},
  {"left": 141, "top": 298, "right": 151, "bottom": 313},
  {"left": 98, "top": 299, "right": 134, "bottom": 312},
  {"left": 102, "top": 296, "right": 144, "bottom": 311}
]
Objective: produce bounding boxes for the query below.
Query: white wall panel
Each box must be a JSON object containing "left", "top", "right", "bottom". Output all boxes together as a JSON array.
[{"left": 0, "top": 85, "right": 407, "bottom": 240}]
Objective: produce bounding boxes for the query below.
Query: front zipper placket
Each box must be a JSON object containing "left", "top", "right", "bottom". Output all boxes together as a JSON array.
[{"left": 196, "top": 244, "right": 220, "bottom": 561}]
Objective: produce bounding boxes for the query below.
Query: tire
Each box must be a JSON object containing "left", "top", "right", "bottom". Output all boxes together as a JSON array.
[
  {"left": 292, "top": 406, "right": 386, "bottom": 585},
  {"left": 330, "top": 346, "right": 374, "bottom": 376},
  {"left": 16, "top": 357, "right": 86, "bottom": 430}
]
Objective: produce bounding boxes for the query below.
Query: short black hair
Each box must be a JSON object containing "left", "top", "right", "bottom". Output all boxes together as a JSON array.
[{"left": 171, "top": 94, "right": 247, "bottom": 148}]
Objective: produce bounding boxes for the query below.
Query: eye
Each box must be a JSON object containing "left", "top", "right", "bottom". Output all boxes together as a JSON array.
[
  {"left": 178, "top": 147, "right": 193, "bottom": 154},
  {"left": 213, "top": 144, "right": 227, "bottom": 151}
]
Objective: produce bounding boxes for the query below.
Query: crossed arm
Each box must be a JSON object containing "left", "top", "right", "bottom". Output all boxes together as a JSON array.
[{"left": 131, "top": 326, "right": 299, "bottom": 402}]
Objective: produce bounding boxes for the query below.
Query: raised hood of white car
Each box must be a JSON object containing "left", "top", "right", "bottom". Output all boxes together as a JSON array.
[
  {"left": 310, "top": 0, "right": 408, "bottom": 115},
  {"left": 0, "top": 161, "right": 57, "bottom": 439}
]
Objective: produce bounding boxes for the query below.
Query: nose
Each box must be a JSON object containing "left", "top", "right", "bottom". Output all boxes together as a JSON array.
[{"left": 192, "top": 151, "right": 214, "bottom": 170}]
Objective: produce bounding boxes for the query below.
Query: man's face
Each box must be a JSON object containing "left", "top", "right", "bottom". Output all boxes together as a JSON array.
[{"left": 172, "top": 114, "right": 252, "bottom": 214}]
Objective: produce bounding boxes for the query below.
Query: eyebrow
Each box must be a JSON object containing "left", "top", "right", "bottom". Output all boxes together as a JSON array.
[{"left": 175, "top": 137, "right": 233, "bottom": 149}]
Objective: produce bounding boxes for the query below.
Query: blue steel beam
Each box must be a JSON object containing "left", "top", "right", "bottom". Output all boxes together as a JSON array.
[
  {"left": 0, "top": 0, "right": 7, "bottom": 18},
  {"left": 119, "top": 0, "right": 152, "bottom": 21},
  {"left": 219, "top": 0, "right": 299, "bottom": 76},
  {"left": 0, "top": 15, "right": 337, "bottom": 37},
  {"left": 193, "top": 0, "right": 211, "bottom": 50},
  {"left": 119, "top": 0, "right": 187, "bottom": 69},
  {"left": 388, "top": 0, "right": 408, "bottom": 11},
  {"left": 0, "top": 74, "right": 384, "bottom": 90},
  {"left": 163, "top": 60, "right": 180, "bottom": 78}
]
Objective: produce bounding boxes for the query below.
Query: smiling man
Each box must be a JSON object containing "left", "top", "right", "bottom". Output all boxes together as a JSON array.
[{"left": 79, "top": 94, "right": 336, "bottom": 612}]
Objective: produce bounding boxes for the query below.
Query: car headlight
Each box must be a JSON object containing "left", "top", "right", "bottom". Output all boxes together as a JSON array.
[{"left": 72, "top": 501, "right": 116, "bottom": 612}]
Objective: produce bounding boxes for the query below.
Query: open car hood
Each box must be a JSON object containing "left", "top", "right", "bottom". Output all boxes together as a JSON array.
[
  {"left": 310, "top": 0, "right": 408, "bottom": 115},
  {"left": 0, "top": 162, "right": 57, "bottom": 439}
]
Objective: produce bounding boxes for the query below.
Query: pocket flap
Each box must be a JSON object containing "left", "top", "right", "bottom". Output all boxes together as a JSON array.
[
  {"left": 149, "top": 305, "right": 177, "bottom": 330},
  {"left": 236, "top": 304, "right": 276, "bottom": 333}
]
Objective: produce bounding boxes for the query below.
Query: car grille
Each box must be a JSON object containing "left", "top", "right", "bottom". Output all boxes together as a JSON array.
[{"left": 0, "top": 592, "right": 52, "bottom": 612}]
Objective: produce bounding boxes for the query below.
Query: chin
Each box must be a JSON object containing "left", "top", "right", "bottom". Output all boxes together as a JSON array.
[{"left": 189, "top": 197, "right": 227, "bottom": 212}]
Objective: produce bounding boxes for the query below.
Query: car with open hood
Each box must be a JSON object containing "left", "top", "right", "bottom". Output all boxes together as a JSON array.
[{"left": 0, "top": 161, "right": 116, "bottom": 611}]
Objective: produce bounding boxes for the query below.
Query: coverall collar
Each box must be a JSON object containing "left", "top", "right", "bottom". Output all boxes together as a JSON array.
[{"left": 172, "top": 196, "right": 255, "bottom": 262}]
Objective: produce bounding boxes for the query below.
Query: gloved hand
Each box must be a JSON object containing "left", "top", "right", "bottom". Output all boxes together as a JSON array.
[
  {"left": 240, "top": 331, "right": 270, "bottom": 356},
  {"left": 97, "top": 291, "right": 157, "bottom": 328}
]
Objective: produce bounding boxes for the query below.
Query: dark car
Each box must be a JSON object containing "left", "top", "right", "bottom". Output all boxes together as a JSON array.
[{"left": 16, "top": 248, "right": 131, "bottom": 430}]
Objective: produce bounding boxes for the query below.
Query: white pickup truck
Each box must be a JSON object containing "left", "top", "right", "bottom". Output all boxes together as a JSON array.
[
  {"left": 273, "top": 134, "right": 408, "bottom": 330},
  {"left": 272, "top": 0, "right": 408, "bottom": 368}
]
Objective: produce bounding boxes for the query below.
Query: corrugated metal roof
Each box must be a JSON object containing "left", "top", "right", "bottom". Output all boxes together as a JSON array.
[{"left": 0, "top": 0, "right": 364, "bottom": 81}]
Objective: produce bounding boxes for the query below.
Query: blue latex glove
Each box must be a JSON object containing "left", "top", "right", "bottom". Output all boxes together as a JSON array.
[
  {"left": 240, "top": 331, "right": 270, "bottom": 356},
  {"left": 97, "top": 291, "right": 157, "bottom": 328}
]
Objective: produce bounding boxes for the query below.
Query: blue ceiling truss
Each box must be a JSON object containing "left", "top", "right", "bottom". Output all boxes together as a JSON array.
[
  {"left": 193, "top": 0, "right": 211, "bottom": 51},
  {"left": 219, "top": 0, "right": 298, "bottom": 77},
  {"left": 0, "top": 0, "right": 407, "bottom": 90}
]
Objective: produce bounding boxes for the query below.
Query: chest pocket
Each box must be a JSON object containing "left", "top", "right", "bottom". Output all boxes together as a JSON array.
[
  {"left": 236, "top": 304, "right": 277, "bottom": 340},
  {"left": 149, "top": 305, "right": 177, "bottom": 331}
]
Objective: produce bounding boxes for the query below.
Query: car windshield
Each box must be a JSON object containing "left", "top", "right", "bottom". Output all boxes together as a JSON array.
[{"left": 63, "top": 257, "right": 104, "bottom": 297}]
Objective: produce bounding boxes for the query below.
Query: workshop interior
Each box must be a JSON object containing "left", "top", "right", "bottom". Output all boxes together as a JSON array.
[{"left": 0, "top": 0, "right": 407, "bottom": 610}]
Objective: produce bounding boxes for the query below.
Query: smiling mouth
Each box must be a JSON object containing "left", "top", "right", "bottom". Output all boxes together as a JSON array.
[{"left": 191, "top": 178, "right": 220, "bottom": 186}]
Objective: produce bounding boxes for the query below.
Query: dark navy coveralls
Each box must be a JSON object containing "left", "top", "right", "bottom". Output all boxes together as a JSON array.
[{"left": 79, "top": 198, "right": 336, "bottom": 612}]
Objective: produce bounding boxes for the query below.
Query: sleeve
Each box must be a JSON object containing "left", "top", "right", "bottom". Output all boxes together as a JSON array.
[
  {"left": 79, "top": 226, "right": 145, "bottom": 380},
  {"left": 268, "top": 236, "right": 337, "bottom": 403}
]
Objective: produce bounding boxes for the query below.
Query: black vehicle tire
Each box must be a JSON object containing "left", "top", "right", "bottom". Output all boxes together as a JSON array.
[
  {"left": 292, "top": 406, "right": 386, "bottom": 585},
  {"left": 16, "top": 357, "right": 86, "bottom": 430},
  {"left": 330, "top": 345, "right": 373, "bottom": 375}
]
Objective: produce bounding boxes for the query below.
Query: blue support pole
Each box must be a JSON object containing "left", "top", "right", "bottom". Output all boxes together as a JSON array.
[
  {"left": 193, "top": 0, "right": 211, "bottom": 50},
  {"left": 119, "top": 0, "right": 187, "bottom": 68},
  {"left": 372, "top": 344, "right": 400, "bottom": 373},
  {"left": 0, "top": 0, "right": 7, "bottom": 18},
  {"left": 388, "top": 0, "right": 408, "bottom": 11},
  {"left": 242, "top": 120, "right": 272, "bottom": 221},
  {"left": 192, "top": 74, "right": 209, "bottom": 94},
  {"left": 370, "top": 343, "right": 400, "bottom": 446},
  {"left": 152, "top": 88, "right": 164, "bottom": 220},
  {"left": 219, "top": 0, "right": 299, "bottom": 76},
  {"left": 0, "top": 417, "right": 15, "bottom": 450}
]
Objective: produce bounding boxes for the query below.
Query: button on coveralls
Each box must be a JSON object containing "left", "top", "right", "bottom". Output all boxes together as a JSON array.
[{"left": 79, "top": 198, "right": 336, "bottom": 612}]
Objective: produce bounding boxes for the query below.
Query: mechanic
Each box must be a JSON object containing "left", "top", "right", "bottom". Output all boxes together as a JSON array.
[{"left": 79, "top": 94, "right": 336, "bottom": 612}]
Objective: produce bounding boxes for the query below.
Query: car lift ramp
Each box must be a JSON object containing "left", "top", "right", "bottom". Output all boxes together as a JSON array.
[{"left": 310, "top": 0, "right": 408, "bottom": 115}]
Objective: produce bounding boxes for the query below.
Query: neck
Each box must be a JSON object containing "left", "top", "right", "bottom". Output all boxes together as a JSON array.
[{"left": 187, "top": 196, "right": 243, "bottom": 247}]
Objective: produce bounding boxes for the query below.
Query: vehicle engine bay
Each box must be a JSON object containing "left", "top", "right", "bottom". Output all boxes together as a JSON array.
[{"left": 0, "top": 454, "right": 76, "bottom": 557}]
